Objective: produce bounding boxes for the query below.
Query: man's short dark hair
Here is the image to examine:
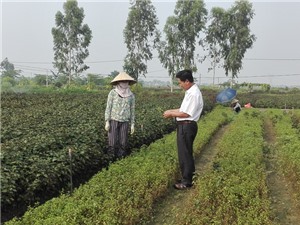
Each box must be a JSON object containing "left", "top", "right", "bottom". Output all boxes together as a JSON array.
[{"left": 176, "top": 69, "right": 194, "bottom": 83}]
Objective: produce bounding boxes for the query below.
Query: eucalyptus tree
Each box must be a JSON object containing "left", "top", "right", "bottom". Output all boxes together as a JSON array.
[
  {"left": 158, "top": 0, "right": 207, "bottom": 91},
  {"left": 157, "top": 16, "right": 180, "bottom": 91},
  {"left": 52, "top": 0, "right": 92, "bottom": 85},
  {"left": 206, "top": 0, "right": 256, "bottom": 86},
  {"left": 224, "top": 0, "right": 256, "bottom": 81},
  {"left": 204, "top": 7, "right": 226, "bottom": 86},
  {"left": 123, "top": 0, "right": 160, "bottom": 81}
]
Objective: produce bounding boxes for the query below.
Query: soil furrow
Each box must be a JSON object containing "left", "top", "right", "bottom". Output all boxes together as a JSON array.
[{"left": 145, "top": 124, "right": 229, "bottom": 225}]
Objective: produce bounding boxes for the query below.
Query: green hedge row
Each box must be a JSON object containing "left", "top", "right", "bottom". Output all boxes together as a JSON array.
[
  {"left": 267, "top": 109, "right": 300, "bottom": 198},
  {"left": 290, "top": 109, "right": 300, "bottom": 131},
  {"left": 5, "top": 106, "right": 231, "bottom": 225},
  {"left": 238, "top": 92, "right": 300, "bottom": 109},
  {"left": 1, "top": 91, "right": 184, "bottom": 219},
  {"left": 177, "top": 109, "right": 274, "bottom": 224}
]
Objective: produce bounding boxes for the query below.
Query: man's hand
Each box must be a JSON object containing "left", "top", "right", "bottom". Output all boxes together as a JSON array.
[
  {"left": 163, "top": 109, "right": 189, "bottom": 119},
  {"left": 163, "top": 110, "right": 173, "bottom": 118}
]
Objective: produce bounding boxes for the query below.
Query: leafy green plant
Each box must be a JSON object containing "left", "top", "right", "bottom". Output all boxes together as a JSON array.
[
  {"left": 1, "top": 90, "right": 217, "bottom": 222},
  {"left": 178, "top": 109, "right": 274, "bottom": 225},
  {"left": 267, "top": 109, "right": 300, "bottom": 199},
  {"left": 4, "top": 106, "right": 230, "bottom": 225}
]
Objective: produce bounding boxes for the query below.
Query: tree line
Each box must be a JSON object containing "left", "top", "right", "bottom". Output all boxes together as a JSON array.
[{"left": 1, "top": 0, "right": 255, "bottom": 90}]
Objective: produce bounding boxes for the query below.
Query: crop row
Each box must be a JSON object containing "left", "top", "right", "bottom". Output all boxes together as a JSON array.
[
  {"left": 238, "top": 92, "right": 300, "bottom": 109},
  {"left": 267, "top": 109, "right": 300, "bottom": 199},
  {"left": 1, "top": 90, "right": 216, "bottom": 222},
  {"left": 176, "top": 109, "right": 274, "bottom": 224},
  {"left": 5, "top": 106, "right": 232, "bottom": 224},
  {"left": 1, "top": 91, "right": 189, "bottom": 215},
  {"left": 290, "top": 109, "right": 300, "bottom": 131}
]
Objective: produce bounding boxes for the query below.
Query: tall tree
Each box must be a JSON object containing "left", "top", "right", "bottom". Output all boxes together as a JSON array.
[
  {"left": 158, "top": 0, "right": 207, "bottom": 91},
  {"left": 206, "top": 0, "right": 255, "bottom": 86},
  {"left": 157, "top": 16, "right": 180, "bottom": 92},
  {"left": 224, "top": 0, "right": 256, "bottom": 81},
  {"left": 123, "top": 0, "right": 160, "bottom": 81},
  {"left": 204, "top": 7, "right": 226, "bottom": 86},
  {"left": 52, "top": 0, "right": 92, "bottom": 85},
  {"left": 174, "top": 0, "right": 207, "bottom": 70},
  {"left": 0, "top": 57, "right": 20, "bottom": 79}
]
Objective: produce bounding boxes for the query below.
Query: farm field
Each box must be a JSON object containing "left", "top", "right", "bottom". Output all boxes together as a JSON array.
[
  {"left": 1, "top": 90, "right": 300, "bottom": 224},
  {"left": 147, "top": 108, "right": 300, "bottom": 225},
  {"left": 1, "top": 89, "right": 215, "bottom": 222}
]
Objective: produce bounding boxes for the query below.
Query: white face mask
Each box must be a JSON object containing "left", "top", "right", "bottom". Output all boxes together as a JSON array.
[
  {"left": 115, "top": 81, "right": 132, "bottom": 97},
  {"left": 119, "top": 81, "right": 129, "bottom": 89}
]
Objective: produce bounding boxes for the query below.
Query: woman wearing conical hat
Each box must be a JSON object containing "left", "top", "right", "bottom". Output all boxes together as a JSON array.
[{"left": 104, "top": 72, "right": 136, "bottom": 160}]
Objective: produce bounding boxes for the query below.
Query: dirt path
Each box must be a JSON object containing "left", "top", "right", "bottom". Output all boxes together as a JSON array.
[
  {"left": 145, "top": 125, "right": 229, "bottom": 225},
  {"left": 263, "top": 118, "right": 300, "bottom": 225}
]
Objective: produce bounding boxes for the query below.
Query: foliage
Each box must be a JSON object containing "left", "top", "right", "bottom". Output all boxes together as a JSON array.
[
  {"left": 157, "top": 16, "right": 179, "bottom": 85},
  {"left": 223, "top": 0, "right": 256, "bottom": 78},
  {"left": 239, "top": 82, "right": 271, "bottom": 92},
  {"left": 3, "top": 100, "right": 300, "bottom": 224},
  {"left": 290, "top": 110, "right": 300, "bottom": 130},
  {"left": 1, "top": 58, "right": 21, "bottom": 80},
  {"left": 51, "top": 0, "right": 92, "bottom": 85},
  {"left": 178, "top": 109, "right": 273, "bottom": 224},
  {"left": 4, "top": 106, "right": 231, "bottom": 225},
  {"left": 203, "top": 6, "right": 225, "bottom": 80},
  {"left": 205, "top": 0, "right": 256, "bottom": 82},
  {"left": 267, "top": 109, "right": 300, "bottom": 199},
  {"left": 205, "top": 6, "right": 226, "bottom": 52},
  {"left": 158, "top": 0, "right": 207, "bottom": 86},
  {"left": 123, "top": 0, "right": 160, "bottom": 81},
  {"left": 3, "top": 90, "right": 219, "bottom": 222},
  {"left": 237, "top": 92, "right": 300, "bottom": 109}
]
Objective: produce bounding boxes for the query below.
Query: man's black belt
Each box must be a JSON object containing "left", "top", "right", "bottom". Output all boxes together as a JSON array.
[{"left": 177, "top": 120, "right": 195, "bottom": 125}]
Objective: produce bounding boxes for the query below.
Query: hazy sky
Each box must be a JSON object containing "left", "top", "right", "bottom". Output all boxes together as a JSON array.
[{"left": 1, "top": 0, "right": 300, "bottom": 87}]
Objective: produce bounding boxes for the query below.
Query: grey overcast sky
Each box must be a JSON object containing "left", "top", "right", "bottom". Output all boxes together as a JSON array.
[{"left": 1, "top": 0, "right": 300, "bottom": 87}]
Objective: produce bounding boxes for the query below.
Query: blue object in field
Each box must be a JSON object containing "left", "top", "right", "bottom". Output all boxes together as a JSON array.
[{"left": 216, "top": 88, "right": 237, "bottom": 103}]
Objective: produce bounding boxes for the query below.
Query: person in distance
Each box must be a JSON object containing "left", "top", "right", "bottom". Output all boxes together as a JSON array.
[{"left": 231, "top": 99, "right": 241, "bottom": 113}]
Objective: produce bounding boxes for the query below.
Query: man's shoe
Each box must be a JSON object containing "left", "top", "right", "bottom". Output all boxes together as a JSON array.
[{"left": 173, "top": 183, "right": 193, "bottom": 190}]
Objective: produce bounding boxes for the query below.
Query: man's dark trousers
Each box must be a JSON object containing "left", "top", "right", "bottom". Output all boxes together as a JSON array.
[{"left": 177, "top": 121, "right": 198, "bottom": 185}]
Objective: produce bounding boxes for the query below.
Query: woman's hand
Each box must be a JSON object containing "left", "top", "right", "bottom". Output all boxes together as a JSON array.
[{"left": 105, "top": 121, "right": 110, "bottom": 131}]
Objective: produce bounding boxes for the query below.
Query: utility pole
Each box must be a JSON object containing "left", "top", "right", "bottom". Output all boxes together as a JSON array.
[
  {"left": 213, "top": 50, "right": 216, "bottom": 86},
  {"left": 46, "top": 70, "right": 49, "bottom": 87},
  {"left": 199, "top": 73, "right": 201, "bottom": 86}
]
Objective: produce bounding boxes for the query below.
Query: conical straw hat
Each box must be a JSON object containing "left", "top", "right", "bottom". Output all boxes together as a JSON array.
[
  {"left": 111, "top": 72, "right": 136, "bottom": 85},
  {"left": 231, "top": 99, "right": 239, "bottom": 104}
]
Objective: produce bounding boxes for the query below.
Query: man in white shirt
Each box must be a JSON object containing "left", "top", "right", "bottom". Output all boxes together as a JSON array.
[{"left": 163, "top": 69, "right": 203, "bottom": 190}]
